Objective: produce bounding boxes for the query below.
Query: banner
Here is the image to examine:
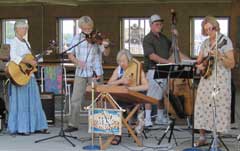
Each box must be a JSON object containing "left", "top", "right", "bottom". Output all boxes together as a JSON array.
[{"left": 88, "top": 108, "right": 122, "bottom": 135}]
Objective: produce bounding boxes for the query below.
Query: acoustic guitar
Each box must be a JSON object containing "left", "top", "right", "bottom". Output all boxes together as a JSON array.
[{"left": 6, "top": 50, "right": 52, "bottom": 86}]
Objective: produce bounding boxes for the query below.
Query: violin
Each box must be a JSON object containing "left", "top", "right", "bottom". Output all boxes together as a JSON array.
[{"left": 84, "top": 30, "right": 106, "bottom": 45}]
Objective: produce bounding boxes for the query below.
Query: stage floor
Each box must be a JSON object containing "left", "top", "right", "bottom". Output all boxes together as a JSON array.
[{"left": 0, "top": 119, "right": 239, "bottom": 151}]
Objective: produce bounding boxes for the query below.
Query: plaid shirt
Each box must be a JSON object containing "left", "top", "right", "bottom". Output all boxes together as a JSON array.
[{"left": 68, "top": 33, "right": 103, "bottom": 77}]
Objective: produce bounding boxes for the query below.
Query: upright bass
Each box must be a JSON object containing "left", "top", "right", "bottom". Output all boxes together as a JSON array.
[{"left": 164, "top": 9, "right": 194, "bottom": 118}]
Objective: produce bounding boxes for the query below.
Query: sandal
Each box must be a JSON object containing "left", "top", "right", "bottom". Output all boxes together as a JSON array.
[
  {"left": 194, "top": 139, "right": 208, "bottom": 147},
  {"left": 111, "top": 135, "right": 122, "bottom": 145}
]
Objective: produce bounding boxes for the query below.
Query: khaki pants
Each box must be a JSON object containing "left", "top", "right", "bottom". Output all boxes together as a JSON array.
[{"left": 68, "top": 76, "right": 102, "bottom": 127}]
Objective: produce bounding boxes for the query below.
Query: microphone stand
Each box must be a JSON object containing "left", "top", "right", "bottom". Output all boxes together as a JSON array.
[
  {"left": 208, "top": 32, "right": 229, "bottom": 151},
  {"left": 35, "top": 38, "right": 86, "bottom": 147}
]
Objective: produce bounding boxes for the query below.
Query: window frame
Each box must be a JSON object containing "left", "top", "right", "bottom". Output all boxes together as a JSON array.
[
  {"left": 1, "top": 18, "right": 28, "bottom": 44},
  {"left": 57, "top": 18, "right": 80, "bottom": 53},
  {"left": 190, "top": 16, "right": 230, "bottom": 58},
  {"left": 120, "top": 17, "right": 150, "bottom": 57}
]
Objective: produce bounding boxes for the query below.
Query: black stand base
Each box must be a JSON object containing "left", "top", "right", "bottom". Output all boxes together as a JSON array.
[
  {"left": 208, "top": 135, "right": 229, "bottom": 151},
  {"left": 134, "top": 129, "right": 148, "bottom": 139},
  {"left": 142, "top": 130, "right": 148, "bottom": 139},
  {"left": 35, "top": 129, "right": 78, "bottom": 147},
  {"left": 156, "top": 117, "right": 177, "bottom": 146}
]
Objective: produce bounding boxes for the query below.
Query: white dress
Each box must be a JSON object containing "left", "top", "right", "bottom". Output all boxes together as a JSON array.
[{"left": 194, "top": 33, "right": 233, "bottom": 133}]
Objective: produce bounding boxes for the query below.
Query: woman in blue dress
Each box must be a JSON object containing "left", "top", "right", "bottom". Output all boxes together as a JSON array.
[{"left": 7, "top": 20, "right": 48, "bottom": 135}]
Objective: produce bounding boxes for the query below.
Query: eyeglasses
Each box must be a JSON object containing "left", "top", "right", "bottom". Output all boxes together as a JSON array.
[{"left": 204, "top": 27, "right": 216, "bottom": 32}]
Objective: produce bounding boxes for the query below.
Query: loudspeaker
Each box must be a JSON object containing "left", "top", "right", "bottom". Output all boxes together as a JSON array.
[{"left": 40, "top": 93, "right": 55, "bottom": 125}]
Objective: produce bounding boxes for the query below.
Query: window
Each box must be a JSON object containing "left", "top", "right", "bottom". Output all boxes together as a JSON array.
[
  {"left": 58, "top": 18, "right": 81, "bottom": 52},
  {"left": 1, "top": 19, "right": 28, "bottom": 44},
  {"left": 190, "top": 17, "right": 229, "bottom": 57},
  {"left": 121, "top": 18, "right": 150, "bottom": 56}
]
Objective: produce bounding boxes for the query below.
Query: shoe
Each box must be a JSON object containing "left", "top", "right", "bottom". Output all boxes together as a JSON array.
[
  {"left": 144, "top": 119, "right": 153, "bottom": 127},
  {"left": 155, "top": 116, "right": 169, "bottom": 125},
  {"left": 111, "top": 135, "right": 121, "bottom": 145},
  {"left": 17, "top": 132, "right": 30, "bottom": 136},
  {"left": 64, "top": 126, "right": 78, "bottom": 132}
]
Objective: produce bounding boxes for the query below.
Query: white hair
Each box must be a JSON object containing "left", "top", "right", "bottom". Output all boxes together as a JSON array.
[
  {"left": 14, "top": 20, "right": 28, "bottom": 31},
  {"left": 116, "top": 49, "right": 132, "bottom": 64},
  {"left": 78, "top": 16, "right": 94, "bottom": 28}
]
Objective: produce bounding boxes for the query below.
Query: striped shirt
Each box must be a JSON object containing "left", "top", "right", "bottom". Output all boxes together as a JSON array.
[{"left": 68, "top": 33, "right": 104, "bottom": 77}]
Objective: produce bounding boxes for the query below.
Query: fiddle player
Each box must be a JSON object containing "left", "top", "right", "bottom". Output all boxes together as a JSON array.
[
  {"left": 107, "top": 49, "right": 148, "bottom": 145},
  {"left": 194, "top": 16, "right": 235, "bottom": 147},
  {"left": 64, "top": 16, "right": 110, "bottom": 132}
]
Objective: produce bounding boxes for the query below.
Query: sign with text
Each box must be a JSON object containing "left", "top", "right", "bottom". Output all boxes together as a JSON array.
[{"left": 88, "top": 108, "right": 122, "bottom": 135}]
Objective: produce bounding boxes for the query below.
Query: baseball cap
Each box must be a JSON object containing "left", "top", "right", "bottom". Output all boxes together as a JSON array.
[{"left": 149, "top": 14, "right": 164, "bottom": 24}]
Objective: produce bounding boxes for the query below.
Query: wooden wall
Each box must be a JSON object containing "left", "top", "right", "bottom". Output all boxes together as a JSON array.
[
  {"left": 0, "top": 3, "right": 233, "bottom": 62},
  {"left": 1, "top": 2, "right": 240, "bottom": 85}
]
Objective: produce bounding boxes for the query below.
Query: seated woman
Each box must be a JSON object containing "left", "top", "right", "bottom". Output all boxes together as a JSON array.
[{"left": 107, "top": 49, "right": 148, "bottom": 145}]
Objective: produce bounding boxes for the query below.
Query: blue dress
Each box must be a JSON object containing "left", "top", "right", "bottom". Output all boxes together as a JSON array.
[
  {"left": 7, "top": 37, "right": 48, "bottom": 134},
  {"left": 8, "top": 77, "right": 48, "bottom": 134}
]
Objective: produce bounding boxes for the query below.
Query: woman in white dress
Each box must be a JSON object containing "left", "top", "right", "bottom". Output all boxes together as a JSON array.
[{"left": 194, "top": 16, "right": 235, "bottom": 147}]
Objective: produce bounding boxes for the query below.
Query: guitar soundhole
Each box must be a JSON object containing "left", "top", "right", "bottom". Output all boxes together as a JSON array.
[{"left": 26, "top": 63, "right": 32, "bottom": 68}]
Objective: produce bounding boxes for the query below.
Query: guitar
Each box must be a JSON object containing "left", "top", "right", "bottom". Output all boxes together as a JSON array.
[
  {"left": 200, "top": 38, "right": 227, "bottom": 79},
  {"left": 6, "top": 50, "right": 52, "bottom": 86}
]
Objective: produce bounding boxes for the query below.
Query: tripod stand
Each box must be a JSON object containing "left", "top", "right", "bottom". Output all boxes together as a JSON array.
[
  {"left": 208, "top": 134, "right": 229, "bottom": 151},
  {"left": 156, "top": 117, "right": 177, "bottom": 145},
  {"left": 35, "top": 39, "right": 86, "bottom": 147},
  {"left": 154, "top": 64, "right": 195, "bottom": 146}
]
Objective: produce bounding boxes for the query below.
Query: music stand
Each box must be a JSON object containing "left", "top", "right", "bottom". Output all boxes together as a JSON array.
[
  {"left": 35, "top": 39, "right": 86, "bottom": 147},
  {"left": 154, "top": 63, "right": 195, "bottom": 146}
]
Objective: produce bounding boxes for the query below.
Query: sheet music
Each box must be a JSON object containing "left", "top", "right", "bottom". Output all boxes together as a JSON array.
[
  {"left": 181, "top": 59, "right": 197, "bottom": 65},
  {"left": 156, "top": 60, "right": 196, "bottom": 66},
  {"left": 154, "top": 62, "right": 195, "bottom": 79}
]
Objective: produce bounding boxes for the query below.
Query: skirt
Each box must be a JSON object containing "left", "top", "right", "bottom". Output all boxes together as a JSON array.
[{"left": 7, "top": 77, "right": 48, "bottom": 134}]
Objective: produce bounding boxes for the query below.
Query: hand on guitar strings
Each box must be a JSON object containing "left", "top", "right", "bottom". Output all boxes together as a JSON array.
[
  {"left": 27, "top": 60, "right": 37, "bottom": 66},
  {"left": 195, "top": 63, "right": 206, "bottom": 71},
  {"left": 209, "top": 50, "right": 225, "bottom": 60}
]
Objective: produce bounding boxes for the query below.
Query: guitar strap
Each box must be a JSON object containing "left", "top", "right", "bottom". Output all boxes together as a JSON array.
[{"left": 22, "top": 39, "right": 32, "bottom": 51}]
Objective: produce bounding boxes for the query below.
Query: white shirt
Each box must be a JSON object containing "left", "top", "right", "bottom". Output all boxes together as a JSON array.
[{"left": 10, "top": 37, "right": 31, "bottom": 64}]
